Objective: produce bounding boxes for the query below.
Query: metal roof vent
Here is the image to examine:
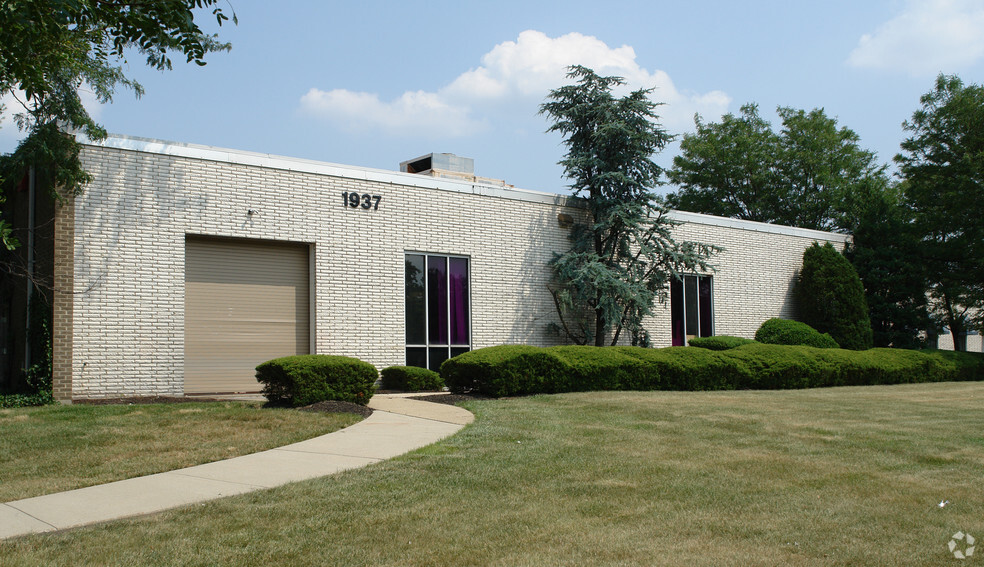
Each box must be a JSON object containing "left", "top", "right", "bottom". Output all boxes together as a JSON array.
[
  {"left": 399, "top": 153, "right": 512, "bottom": 187},
  {"left": 400, "top": 153, "right": 474, "bottom": 176}
]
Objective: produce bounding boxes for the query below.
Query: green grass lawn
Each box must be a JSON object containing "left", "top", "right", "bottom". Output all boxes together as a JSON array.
[
  {"left": 3, "top": 383, "right": 983, "bottom": 565},
  {"left": 0, "top": 401, "right": 362, "bottom": 502}
]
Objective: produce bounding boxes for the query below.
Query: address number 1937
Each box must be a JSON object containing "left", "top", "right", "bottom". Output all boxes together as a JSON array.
[{"left": 342, "top": 192, "right": 381, "bottom": 210}]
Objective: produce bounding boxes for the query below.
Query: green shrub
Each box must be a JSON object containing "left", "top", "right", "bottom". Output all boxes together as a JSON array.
[
  {"left": 442, "top": 345, "right": 572, "bottom": 397},
  {"left": 687, "top": 335, "right": 756, "bottom": 351},
  {"left": 0, "top": 306, "right": 56, "bottom": 408},
  {"left": 618, "top": 346, "right": 751, "bottom": 391},
  {"left": 755, "top": 318, "right": 839, "bottom": 349},
  {"left": 256, "top": 355, "right": 376, "bottom": 407},
  {"left": 921, "top": 349, "right": 984, "bottom": 382},
  {"left": 549, "top": 346, "right": 649, "bottom": 392},
  {"left": 723, "top": 343, "right": 837, "bottom": 389},
  {"left": 380, "top": 366, "right": 444, "bottom": 392},
  {"left": 0, "top": 391, "right": 55, "bottom": 409},
  {"left": 795, "top": 242, "right": 873, "bottom": 350},
  {"left": 440, "top": 343, "right": 984, "bottom": 398}
]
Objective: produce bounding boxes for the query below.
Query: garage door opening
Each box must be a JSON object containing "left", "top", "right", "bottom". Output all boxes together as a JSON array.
[{"left": 184, "top": 236, "right": 310, "bottom": 394}]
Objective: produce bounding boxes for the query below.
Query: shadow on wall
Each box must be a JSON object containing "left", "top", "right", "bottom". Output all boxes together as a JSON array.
[
  {"left": 70, "top": 147, "right": 198, "bottom": 395},
  {"left": 780, "top": 269, "right": 800, "bottom": 321},
  {"left": 508, "top": 209, "right": 573, "bottom": 347}
]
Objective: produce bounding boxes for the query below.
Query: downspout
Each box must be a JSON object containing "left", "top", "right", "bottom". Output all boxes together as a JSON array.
[{"left": 24, "top": 166, "right": 35, "bottom": 370}]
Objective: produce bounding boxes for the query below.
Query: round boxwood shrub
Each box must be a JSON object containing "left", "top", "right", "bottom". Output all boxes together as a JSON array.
[
  {"left": 380, "top": 366, "right": 444, "bottom": 392},
  {"left": 795, "top": 242, "right": 873, "bottom": 350},
  {"left": 755, "top": 318, "right": 839, "bottom": 349},
  {"left": 256, "top": 355, "right": 377, "bottom": 406}
]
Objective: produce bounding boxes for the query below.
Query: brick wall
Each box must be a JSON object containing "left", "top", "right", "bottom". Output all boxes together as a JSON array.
[
  {"left": 65, "top": 138, "right": 849, "bottom": 397},
  {"left": 52, "top": 194, "right": 74, "bottom": 401},
  {"left": 936, "top": 333, "right": 984, "bottom": 353},
  {"left": 651, "top": 212, "right": 848, "bottom": 345}
]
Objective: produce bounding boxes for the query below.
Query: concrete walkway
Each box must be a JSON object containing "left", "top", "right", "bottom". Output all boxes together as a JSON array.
[{"left": 0, "top": 394, "right": 473, "bottom": 540}]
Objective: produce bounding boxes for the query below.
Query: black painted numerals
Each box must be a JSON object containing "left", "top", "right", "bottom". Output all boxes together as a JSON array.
[{"left": 342, "top": 192, "right": 381, "bottom": 210}]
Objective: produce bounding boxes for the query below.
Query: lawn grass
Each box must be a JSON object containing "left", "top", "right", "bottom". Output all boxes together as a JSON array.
[
  {"left": 0, "top": 402, "right": 362, "bottom": 502},
  {"left": 3, "top": 382, "right": 983, "bottom": 565}
]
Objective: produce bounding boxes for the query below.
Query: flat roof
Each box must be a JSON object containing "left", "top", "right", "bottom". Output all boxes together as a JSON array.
[{"left": 85, "top": 134, "right": 850, "bottom": 244}]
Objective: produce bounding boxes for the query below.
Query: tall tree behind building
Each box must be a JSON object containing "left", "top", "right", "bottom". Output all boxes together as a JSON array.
[
  {"left": 896, "top": 74, "right": 984, "bottom": 351},
  {"left": 667, "top": 103, "right": 888, "bottom": 233}
]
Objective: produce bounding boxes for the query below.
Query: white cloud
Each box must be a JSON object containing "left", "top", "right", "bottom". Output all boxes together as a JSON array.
[
  {"left": 443, "top": 30, "right": 640, "bottom": 99},
  {"left": 299, "top": 30, "right": 730, "bottom": 138},
  {"left": 299, "top": 88, "right": 486, "bottom": 138},
  {"left": 0, "top": 87, "right": 106, "bottom": 152},
  {"left": 0, "top": 91, "right": 29, "bottom": 152},
  {"left": 847, "top": 0, "right": 984, "bottom": 76}
]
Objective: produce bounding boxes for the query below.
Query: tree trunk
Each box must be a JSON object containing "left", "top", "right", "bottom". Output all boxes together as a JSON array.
[
  {"left": 943, "top": 296, "right": 967, "bottom": 352},
  {"left": 954, "top": 332, "right": 968, "bottom": 352},
  {"left": 594, "top": 308, "right": 606, "bottom": 347}
]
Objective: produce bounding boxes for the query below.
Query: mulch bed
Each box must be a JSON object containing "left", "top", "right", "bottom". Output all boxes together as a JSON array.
[
  {"left": 297, "top": 400, "right": 373, "bottom": 417},
  {"left": 407, "top": 393, "right": 490, "bottom": 405}
]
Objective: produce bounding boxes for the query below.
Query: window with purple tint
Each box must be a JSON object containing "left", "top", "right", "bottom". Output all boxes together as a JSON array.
[
  {"left": 671, "top": 278, "right": 684, "bottom": 346},
  {"left": 406, "top": 253, "right": 471, "bottom": 372},
  {"left": 698, "top": 276, "right": 713, "bottom": 338},
  {"left": 427, "top": 256, "right": 447, "bottom": 345},
  {"left": 671, "top": 275, "right": 713, "bottom": 346},
  {"left": 405, "top": 255, "right": 426, "bottom": 345},
  {"left": 449, "top": 257, "right": 469, "bottom": 345}
]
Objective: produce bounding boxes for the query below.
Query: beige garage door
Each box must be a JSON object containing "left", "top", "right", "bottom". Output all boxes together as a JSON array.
[{"left": 185, "top": 237, "right": 310, "bottom": 394}]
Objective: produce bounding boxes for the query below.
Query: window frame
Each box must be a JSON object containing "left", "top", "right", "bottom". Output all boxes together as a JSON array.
[
  {"left": 404, "top": 252, "right": 472, "bottom": 371},
  {"left": 671, "top": 274, "right": 714, "bottom": 346}
]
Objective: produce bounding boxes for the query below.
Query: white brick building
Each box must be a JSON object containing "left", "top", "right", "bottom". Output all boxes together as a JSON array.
[{"left": 16, "top": 135, "right": 854, "bottom": 400}]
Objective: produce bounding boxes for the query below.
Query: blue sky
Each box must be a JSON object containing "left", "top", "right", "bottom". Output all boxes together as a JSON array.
[{"left": 3, "top": 0, "right": 984, "bottom": 194}]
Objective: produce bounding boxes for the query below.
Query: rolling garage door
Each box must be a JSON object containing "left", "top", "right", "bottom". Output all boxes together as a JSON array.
[{"left": 184, "top": 237, "right": 310, "bottom": 394}]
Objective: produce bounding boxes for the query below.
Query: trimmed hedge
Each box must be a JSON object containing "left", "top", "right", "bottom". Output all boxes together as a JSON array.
[
  {"left": 256, "top": 355, "right": 376, "bottom": 407},
  {"left": 380, "top": 366, "right": 445, "bottom": 392},
  {"left": 687, "top": 335, "right": 756, "bottom": 351},
  {"left": 440, "top": 345, "right": 571, "bottom": 397},
  {"left": 441, "top": 343, "right": 984, "bottom": 397},
  {"left": 755, "top": 318, "right": 839, "bottom": 349}
]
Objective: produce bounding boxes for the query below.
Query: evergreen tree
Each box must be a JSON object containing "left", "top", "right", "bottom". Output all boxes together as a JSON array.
[
  {"left": 540, "top": 66, "right": 717, "bottom": 347},
  {"left": 795, "top": 242, "right": 872, "bottom": 350}
]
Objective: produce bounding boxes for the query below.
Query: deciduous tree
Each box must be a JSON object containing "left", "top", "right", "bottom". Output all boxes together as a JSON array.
[
  {"left": 0, "top": 0, "right": 234, "bottom": 248},
  {"left": 540, "top": 66, "right": 717, "bottom": 347},
  {"left": 667, "top": 104, "right": 888, "bottom": 233},
  {"left": 843, "top": 187, "right": 931, "bottom": 349},
  {"left": 896, "top": 74, "right": 984, "bottom": 350}
]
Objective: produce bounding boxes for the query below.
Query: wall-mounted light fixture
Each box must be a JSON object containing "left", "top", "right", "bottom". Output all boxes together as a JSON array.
[{"left": 247, "top": 208, "right": 259, "bottom": 216}]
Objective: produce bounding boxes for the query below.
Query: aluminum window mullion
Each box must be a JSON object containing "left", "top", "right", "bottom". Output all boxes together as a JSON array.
[
  {"left": 695, "top": 276, "right": 700, "bottom": 339},
  {"left": 423, "top": 254, "right": 430, "bottom": 370},
  {"left": 445, "top": 256, "right": 452, "bottom": 361},
  {"left": 708, "top": 277, "right": 714, "bottom": 337}
]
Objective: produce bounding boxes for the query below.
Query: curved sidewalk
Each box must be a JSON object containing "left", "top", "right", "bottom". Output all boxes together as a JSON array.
[{"left": 0, "top": 394, "right": 473, "bottom": 541}]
